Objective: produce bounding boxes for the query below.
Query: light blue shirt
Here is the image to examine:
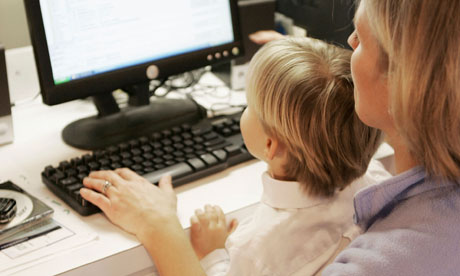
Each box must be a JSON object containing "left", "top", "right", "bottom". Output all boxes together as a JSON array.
[{"left": 323, "top": 166, "right": 460, "bottom": 276}]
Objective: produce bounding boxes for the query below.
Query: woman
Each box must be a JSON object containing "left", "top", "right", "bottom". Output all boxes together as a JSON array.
[{"left": 81, "top": 0, "right": 460, "bottom": 275}]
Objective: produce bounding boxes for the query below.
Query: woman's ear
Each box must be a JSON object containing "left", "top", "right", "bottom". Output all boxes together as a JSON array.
[{"left": 264, "top": 137, "right": 284, "bottom": 160}]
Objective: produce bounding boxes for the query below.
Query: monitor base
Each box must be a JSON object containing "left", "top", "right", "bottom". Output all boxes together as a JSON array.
[{"left": 62, "top": 97, "right": 207, "bottom": 150}]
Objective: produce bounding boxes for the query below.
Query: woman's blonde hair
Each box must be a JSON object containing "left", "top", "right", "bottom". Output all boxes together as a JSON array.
[
  {"left": 364, "top": 0, "right": 460, "bottom": 180},
  {"left": 247, "top": 37, "right": 382, "bottom": 197}
]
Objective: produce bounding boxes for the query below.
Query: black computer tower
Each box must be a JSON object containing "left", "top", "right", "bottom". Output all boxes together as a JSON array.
[{"left": 213, "top": 0, "right": 276, "bottom": 90}]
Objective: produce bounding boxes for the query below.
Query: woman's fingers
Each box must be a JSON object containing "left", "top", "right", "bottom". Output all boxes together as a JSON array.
[
  {"left": 80, "top": 188, "right": 111, "bottom": 213},
  {"left": 115, "top": 168, "right": 145, "bottom": 181},
  {"left": 158, "top": 175, "right": 174, "bottom": 195},
  {"left": 88, "top": 170, "right": 124, "bottom": 187},
  {"left": 82, "top": 176, "right": 117, "bottom": 196}
]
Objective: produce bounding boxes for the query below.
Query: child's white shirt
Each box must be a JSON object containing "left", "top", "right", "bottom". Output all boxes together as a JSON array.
[{"left": 199, "top": 159, "right": 391, "bottom": 276}]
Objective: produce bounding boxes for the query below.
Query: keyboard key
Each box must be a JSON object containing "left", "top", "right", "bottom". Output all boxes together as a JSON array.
[
  {"left": 193, "top": 137, "right": 204, "bottom": 143},
  {"left": 128, "top": 140, "right": 140, "bottom": 148},
  {"left": 77, "top": 165, "right": 89, "bottom": 173},
  {"left": 118, "top": 143, "right": 129, "bottom": 151},
  {"left": 82, "top": 154, "right": 93, "bottom": 163},
  {"left": 187, "top": 158, "right": 206, "bottom": 171},
  {"left": 204, "top": 137, "right": 225, "bottom": 147},
  {"left": 142, "top": 161, "right": 154, "bottom": 167},
  {"left": 143, "top": 162, "right": 193, "bottom": 184},
  {"left": 99, "top": 158, "right": 110, "bottom": 166},
  {"left": 66, "top": 183, "right": 83, "bottom": 194},
  {"left": 60, "top": 177, "right": 77, "bottom": 187},
  {"left": 139, "top": 136, "right": 149, "bottom": 144},
  {"left": 225, "top": 144, "right": 243, "bottom": 156},
  {"left": 51, "top": 171, "right": 66, "bottom": 185},
  {"left": 181, "top": 132, "right": 192, "bottom": 140},
  {"left": 153, "top": 158, "right": 164, "bottom": 164},
  {"left": 203, "top": 132, "right": 218, "bottom": 140},
  {"left": 172, "top": 127, "right": 182, "bottom": 134},
  {"left": 121, "top": 159, "right": 133, "bottom": 167},
  {"left": 221, "top": 128, "right": 232, "bottom": 136},
  {"left": 143, "top": 153, "right": 154, "bottom": 160},
  {"left": 65, "top": 168, "right": 78, "bottom": 177},
  {"left": 151, "top": 132, "right": 162, "bottom": 140},
  {"left": 107, "top": 146, "right": 119, "bottom": 154},
  {"left": 161, "top": 130, "right": 172, "bottom": 137},
  {"left": 212, "top": 150, "right": 227, "bottom": 161},
  {"left": 111, "top": 163, "right": 123, "bottom": 169},
  {"left": 59, "top": 161, "right": 71, "bottom": 170},
  {"left": 192, "top": 125, "right": 212, "bottom": 136},
  {"left": 88, "top": 161, "right": 100, "bottom": 171},
  {"left": 131, "top": 148, "right": 142, "bottom": 156},
  {"left": 150, "top": 141, "right": 162, "bottom": 149},
  {"left": 133, "top": 156, "right": 144, "bottom": 164},
  {"left": 183, "top": 139, "right": 194, "bottom": 146},
  {"left": 70, "top": 157, "right": 83, "bottom": 166},
  {"left": 132, "top": 164, "right": 143, "bottom": 171},
  {"left": 141, "top": 145, "right": 152, "bottom": 152},
  {"left": 171, "top": 135, "right": 182, "bottom": 142},
  {"left": 44, "top": 166, "right": 56, "bottom": 177},
  {"left": 200, "top": 153, "right": 218, "bottom": 166}
]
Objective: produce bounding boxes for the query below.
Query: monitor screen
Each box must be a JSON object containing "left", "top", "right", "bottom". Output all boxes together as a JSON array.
[
  {"left": 25, "top": 0, "right": 242, "bottom": 105},
  {"left": 39, "top": 0, "right": 235, "bottom": 85},
  {"left": 24, "top": 0, "right": 243, "bottom": 149}
]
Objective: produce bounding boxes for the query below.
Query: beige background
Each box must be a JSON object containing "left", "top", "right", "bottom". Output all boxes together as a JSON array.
[{"left": 0, "top": 0, "right": 31, "bottom": 49}]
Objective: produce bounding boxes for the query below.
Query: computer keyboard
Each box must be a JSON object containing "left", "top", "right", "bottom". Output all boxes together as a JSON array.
[{"left": 41, "top": 112, "right": 253, "bottom": 216}]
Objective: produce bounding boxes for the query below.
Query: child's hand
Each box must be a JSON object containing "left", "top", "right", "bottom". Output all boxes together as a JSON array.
[{"left": 190, "top": 205, "right": 238, "bottom": 260}]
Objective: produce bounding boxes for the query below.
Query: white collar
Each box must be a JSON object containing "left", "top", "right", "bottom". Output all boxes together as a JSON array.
[{"left": 261, "top": 172, "right": 330, "bottom": 209}]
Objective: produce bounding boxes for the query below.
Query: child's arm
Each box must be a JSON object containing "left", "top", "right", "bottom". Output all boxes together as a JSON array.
[{"left": 190, "top": 205, "right": 238, "bottom": 260}]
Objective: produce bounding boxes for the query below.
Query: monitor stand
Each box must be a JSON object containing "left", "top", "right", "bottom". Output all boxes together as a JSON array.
[{"left": 62, "top": 83, "right": 207, "bottom": 150}]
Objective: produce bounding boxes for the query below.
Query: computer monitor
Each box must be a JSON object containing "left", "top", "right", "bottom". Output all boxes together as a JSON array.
[{"left": 23, "top": 0, "right": 243, "bottom": 150}]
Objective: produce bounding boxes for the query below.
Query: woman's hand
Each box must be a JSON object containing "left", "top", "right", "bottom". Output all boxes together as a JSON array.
[
  {"left": 190, "top": 205, "right": 238, "bottom": 260},
  {"left": 249, "top": 30, "right": 285, "bottom": 45},
  {"left": 80, "top": 168, "right": 177, "bottom": 238}
]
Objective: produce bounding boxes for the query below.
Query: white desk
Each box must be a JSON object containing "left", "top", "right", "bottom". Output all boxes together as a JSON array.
[
  {"left": 1, "top": 47, "right": 266, "bottom": 276},
  {"left": 0, "top": 47, "right": 394, "bottom": 275}
]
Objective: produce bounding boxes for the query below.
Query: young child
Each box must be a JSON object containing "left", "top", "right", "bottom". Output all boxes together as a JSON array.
[{"left": 189, "top": 37, "right": 391, "bottom": 275}]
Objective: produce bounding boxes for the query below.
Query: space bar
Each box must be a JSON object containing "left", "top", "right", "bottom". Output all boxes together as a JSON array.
[{"left": 143, "top": 162, "right": 194, "bottom": 184}]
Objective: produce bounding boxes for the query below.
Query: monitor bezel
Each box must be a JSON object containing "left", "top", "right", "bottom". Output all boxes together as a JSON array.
[{"left": 24, "top": 0, "right": 243, "bottom": 105}]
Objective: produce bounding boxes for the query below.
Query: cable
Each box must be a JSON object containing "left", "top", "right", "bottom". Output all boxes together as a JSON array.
[{"left": 10, "top": 91, "right": 41, "bottom": 108}]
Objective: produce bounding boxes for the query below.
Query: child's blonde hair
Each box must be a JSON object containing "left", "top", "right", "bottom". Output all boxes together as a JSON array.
[
  {"left": 246, "top": 37, "right": 382, "bottom": 197},
  {"left": 364, "top": 0, "right": 460, "bottom": 181}
]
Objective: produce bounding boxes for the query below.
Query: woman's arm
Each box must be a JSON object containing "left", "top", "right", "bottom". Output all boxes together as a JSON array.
[{"left": 81, "top": 169, "right": 205, "bottom": 276}]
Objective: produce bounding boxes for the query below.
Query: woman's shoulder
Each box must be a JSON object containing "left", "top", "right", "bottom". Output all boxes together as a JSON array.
[{"left": 323, "top": 178, "right": 460, "bottom": 275}]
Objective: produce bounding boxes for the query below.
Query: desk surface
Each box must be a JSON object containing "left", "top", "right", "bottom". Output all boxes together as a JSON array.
[
  {"left": 0, "top": 47, "right": 394, "bottom": 276},
  {"left": 1, "top": 92, "right": 267, "bottom": 276},
  {"left": 1, "top": 47, "right": 268, "bottom": 276}
]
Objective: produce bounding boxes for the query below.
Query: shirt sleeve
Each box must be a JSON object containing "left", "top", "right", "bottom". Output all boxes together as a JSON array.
[{"left": 199, "top": 248, "right": 230, "bottom": 276}]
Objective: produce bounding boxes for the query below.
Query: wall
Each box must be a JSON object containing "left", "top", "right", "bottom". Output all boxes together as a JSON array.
[{"left": 0, "top": 0, "right": 31, "bottom": 49}]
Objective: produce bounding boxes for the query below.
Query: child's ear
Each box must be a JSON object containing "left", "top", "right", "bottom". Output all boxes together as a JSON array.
[{"left": 264, "top": 137, "right": 284, "bottom": 160}]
